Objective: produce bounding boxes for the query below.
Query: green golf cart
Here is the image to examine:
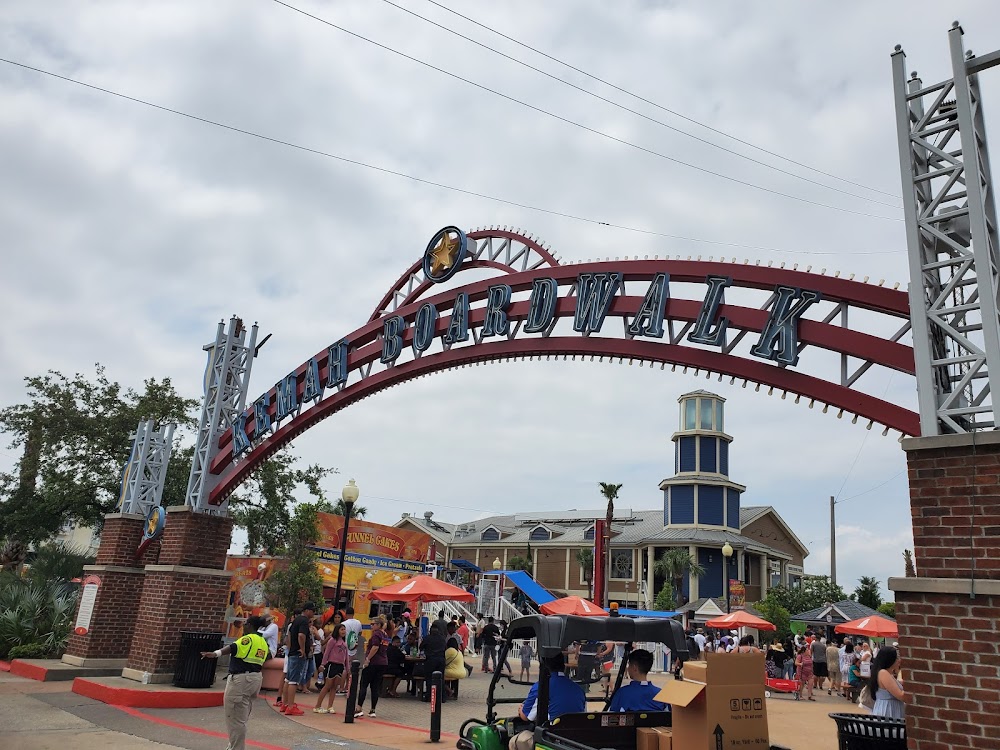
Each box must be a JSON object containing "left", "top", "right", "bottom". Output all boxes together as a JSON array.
[{"left": 457, "top": 614, "right": 688, "bottom": 750}]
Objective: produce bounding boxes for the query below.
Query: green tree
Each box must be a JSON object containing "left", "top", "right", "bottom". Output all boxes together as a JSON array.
[
  {"left": 754, "top": 598, "right": 792, "bottom": 641},
  {"left": 576, "top": 548, "right": 594, "bottom": 600},
  {"left": 597, "top": 482, "right": 622, "bottom": 605},
  {"left": 507, "top": 555, "right": 533, "bottom": 574},
  {"left": 229, "top": 451, "right": 336, "bottom": 555},
  {"left": 877, "top": 602, "right": 896, "bottom": 619},
  {"left": 758, "top": 576, "right": 848, "bottom": 618},
  {"left": 853, "top": 576, "right": 883, "bottom": 610},
  {"left": 264, "top": 503, "right": 324, "bottom": 619},
  {"left": 653, "top": 548, "right": 705, "bottom": 609},
  {"left": 653, "top": 581, "right": 675, "bottom": 611},
  {"left": 0, "top": 367, "right": 197, "bottom": 551},
  {"left": 25, "top": 542, "right": 92, "bottom": 588},
  {"left": 319, "top": 497, "right": 368, "bottom": 519}
]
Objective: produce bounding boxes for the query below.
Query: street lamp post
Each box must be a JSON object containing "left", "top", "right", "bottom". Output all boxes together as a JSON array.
[
  {"left": 332, "top": 479, "right": 359, "bottom": 614},
  {"left": 721, "top": 542, "right": 734, "bottom": 614}
]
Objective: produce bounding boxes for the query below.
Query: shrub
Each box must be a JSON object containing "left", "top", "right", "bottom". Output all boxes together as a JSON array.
[
  {"left": 7, "top": 642, "right": 52, "bottom": 660},
  {"left": 0, "top": 572, "right": 78, "bottom": 659}
]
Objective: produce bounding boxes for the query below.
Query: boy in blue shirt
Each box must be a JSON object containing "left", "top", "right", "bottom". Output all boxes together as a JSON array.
[
  {"left": 509, "top": 653, "right": 586, "bottom": 750},
  {"left": 608, "top": 649, "right": 668, "bottom": 712}
]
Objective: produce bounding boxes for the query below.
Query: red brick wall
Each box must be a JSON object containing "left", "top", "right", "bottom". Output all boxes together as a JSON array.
[
  {"left": 896, "top": 592, "right": 1000, "bottom": 750},
  {"left": 906, "top": 439, "right": 1000, "bottom": 579},
  {"left": 897, "top": 435, "right": 1000, "bottom": 750},
  {"left": 158, "top": 507, "right": 233, "bottom": 569},
  {"left": 95, "top": 515, "right": 160, "bottom": 567},
  {"left": 65, "top": 568, "right": 145, "bottom": 660},
  {"left": 126, "top": 569, "right": 233, "bottom": 674}
]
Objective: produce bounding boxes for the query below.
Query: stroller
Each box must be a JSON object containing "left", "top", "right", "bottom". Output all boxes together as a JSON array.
[{"left": 765, "top": 652, "right": 800, "bottom": 699}]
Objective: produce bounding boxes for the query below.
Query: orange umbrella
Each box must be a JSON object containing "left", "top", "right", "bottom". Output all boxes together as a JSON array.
[
  {"left": 369, "top": 575, "right": 475, "bottom": 603},
  {"left": 835, "top": 615, "right": 897, "bottom": 638},
  {"left": 705, "top": 610, "right": 776, "bottom": 631},
  {"left": 539, "top": 596, "right": 609, "bottom": 617}
]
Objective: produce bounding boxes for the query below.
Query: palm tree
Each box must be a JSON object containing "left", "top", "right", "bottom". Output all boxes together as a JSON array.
[
  {"left": 597, "top": 482, "right": 622, "bottom": 606},
  {"left": 576, "top": 548, "right": 594, "bottom": 599},
  {"left": 323, "top": 498, "right": 368, "bottom": 519},
  {"left": 653, "top": 548, "right": 705, "bottom": 609}
]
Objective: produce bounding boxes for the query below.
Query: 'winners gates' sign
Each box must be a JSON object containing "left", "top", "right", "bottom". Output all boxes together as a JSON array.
[{"left": 206, "top": 226, "right": 917, "bottom": 506}]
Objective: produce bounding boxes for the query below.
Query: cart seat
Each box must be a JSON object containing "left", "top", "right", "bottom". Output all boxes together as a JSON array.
[{"left": 540, "top": 711, "right": 672, "bottom": 750}]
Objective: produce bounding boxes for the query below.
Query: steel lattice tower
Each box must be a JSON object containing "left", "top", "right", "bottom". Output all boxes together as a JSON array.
[{"left": 893, "top": 22, "right": 1000, "bottom": 435}]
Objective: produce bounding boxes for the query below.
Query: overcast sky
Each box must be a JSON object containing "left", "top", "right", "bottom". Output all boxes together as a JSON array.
[{"left": 3, "top": 1, "right": 999, "bottom": 600}]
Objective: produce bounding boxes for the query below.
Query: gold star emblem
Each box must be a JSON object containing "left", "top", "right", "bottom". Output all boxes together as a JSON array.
[{"left": 429, "top": 232, "right": 460, "bottom": 276}]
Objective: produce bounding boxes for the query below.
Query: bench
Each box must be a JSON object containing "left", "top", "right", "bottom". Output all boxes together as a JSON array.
[{"left": 829, "top": 712, "right": 906, "bottom": 750}]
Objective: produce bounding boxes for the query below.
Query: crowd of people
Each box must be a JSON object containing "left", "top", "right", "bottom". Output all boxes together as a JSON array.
[{"left": 680, "top": 625, "right": 904, "bottom": 719}]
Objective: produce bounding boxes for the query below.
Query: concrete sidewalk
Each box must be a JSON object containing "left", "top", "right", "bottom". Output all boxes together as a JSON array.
[{"left": 2, "top": 665, "right": 859, "bottom": 750}]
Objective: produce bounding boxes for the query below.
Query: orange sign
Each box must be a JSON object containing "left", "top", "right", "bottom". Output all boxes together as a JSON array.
[{"left": 315, "top": 513, "right": 430, "bottom": 564}]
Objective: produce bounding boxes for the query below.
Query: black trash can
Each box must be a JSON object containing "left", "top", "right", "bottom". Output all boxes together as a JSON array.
[
  {"left": 829, "top": 712, "right": 906, "bottom": 750},
  {"left": 173, "top": 631, "right": 224, "bottom": 688}
]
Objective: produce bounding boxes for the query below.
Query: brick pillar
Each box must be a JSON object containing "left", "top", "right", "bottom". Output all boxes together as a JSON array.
[
  {"left": 63, "top": 514, "right": 161, "bottom": 667},
  {"left": 889, "top": 432, "right": 1000, "bottom": 750},
  {"left": 123, "top": 505, "right": 233, "bottom": 683}
]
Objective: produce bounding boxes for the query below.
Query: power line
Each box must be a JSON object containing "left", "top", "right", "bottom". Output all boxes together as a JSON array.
[
  {"left": 271, "top": 0, "right": 901, "bottom": 223},
  {"left": 419, "top": 0, "right": 902, "bottom": 201},
  {"left": 840, "top": 469, "right": 906, "bottom": 503},
  {"left": 0, "top": 57, "right": 903, "bottom": 257},
  {"left": 381, "top": 0, "right": 902, "bottom": 210}
]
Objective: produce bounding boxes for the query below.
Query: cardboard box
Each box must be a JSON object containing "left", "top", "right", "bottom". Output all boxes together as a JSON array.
[
  {"left": 655, "top": 653, "right": 769, "bottom": 750},
  {"left": 636, "top": 727, "right": 672, "bottom": 750}
]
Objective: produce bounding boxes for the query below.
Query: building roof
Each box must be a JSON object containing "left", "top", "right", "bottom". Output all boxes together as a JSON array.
[
  {"left": 790, "top": 600, "right": 885, "bottom": 624},
  {"left": 398, "top": 505, "right": 803, "bottom": 562},
  {"left": 680, "top": 597, "right": 764, "bottom": 619}
]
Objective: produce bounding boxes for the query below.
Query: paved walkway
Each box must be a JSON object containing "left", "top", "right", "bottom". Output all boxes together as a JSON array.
[{"left": 1, "top": 667, "right": 863, "bottom": 750}]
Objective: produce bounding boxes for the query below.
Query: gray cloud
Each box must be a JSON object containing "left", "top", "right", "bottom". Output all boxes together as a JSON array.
[{"left": 3, "top": 0, "right": 997, "bottom": 596}]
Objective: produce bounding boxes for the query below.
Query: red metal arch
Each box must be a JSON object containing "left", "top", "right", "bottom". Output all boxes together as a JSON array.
[
  {"left": 207, "top": 257, "right": 917, "bottom": 506},
  {"left": 369, "top": 229, "right": 560, "bottom": 322}
]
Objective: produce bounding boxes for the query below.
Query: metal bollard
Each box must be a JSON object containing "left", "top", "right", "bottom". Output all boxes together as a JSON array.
[
  {"left": 344, "top": 659, "right": 361, "bottom": 723},
  {"left": 429, "top": 670, "right": 443, "bottom": 743}
]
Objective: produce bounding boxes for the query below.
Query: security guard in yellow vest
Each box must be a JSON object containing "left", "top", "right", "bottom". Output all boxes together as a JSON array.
[{"left": 202, "top": 614, "right": 269, "bottom": 750}]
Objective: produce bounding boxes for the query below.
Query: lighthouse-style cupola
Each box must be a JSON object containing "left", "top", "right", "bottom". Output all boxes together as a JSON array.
[{"left": 661, "top": 391, "right": 744, "bottom": 530}]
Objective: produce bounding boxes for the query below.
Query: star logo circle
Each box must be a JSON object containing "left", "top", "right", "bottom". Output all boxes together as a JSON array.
[{"left": 423, "top": 226, "right": 468, "bottom": 283}]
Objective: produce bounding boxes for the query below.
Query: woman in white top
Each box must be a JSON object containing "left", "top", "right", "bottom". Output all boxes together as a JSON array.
[{"left": 311, "top": 618, "right": 325, "bottom": 690}]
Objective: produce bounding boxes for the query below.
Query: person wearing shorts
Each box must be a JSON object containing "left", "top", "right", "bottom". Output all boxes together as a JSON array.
[
  {"left": 282, "top": 602, "right": 316, "bottom": 716},
  {"left": 811, "top": 637, "right": 828, "bottom": 692},
  {"left": 314, "top": 623, "right": 350, "bottom": 714}
]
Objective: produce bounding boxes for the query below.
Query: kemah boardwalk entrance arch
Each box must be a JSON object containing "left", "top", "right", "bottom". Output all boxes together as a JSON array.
[{"left": 63, "top": 26, "right": 1000, "bottom": 741}]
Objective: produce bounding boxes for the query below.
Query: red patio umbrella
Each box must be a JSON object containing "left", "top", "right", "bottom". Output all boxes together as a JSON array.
[
  {"left": 368, "top": 575, "right": 475, "bottom": 603},
  {"left": 539, "top": 596, "right": 609, "bottom": 617},
  {"left": 705, "top": 610, "right": 777, "bottom": 631},
  {"left": 835, "top": 615, "right": 898, "bottom": 638}
]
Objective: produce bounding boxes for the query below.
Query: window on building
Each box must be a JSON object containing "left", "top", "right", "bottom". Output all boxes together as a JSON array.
[
  {"left": 700, "top": 398, "right": 714, "bottom": 430},
  {"left": 715, "top": 400, "right": 725, "bottom": 431},
  {"left": 529, "top": 526, "right": 551, "bottom": 541},
  {"left": 583, "top": 525, "right": 595, "bottom": 540},
  {"left": 684, "top": 398, "right": 697, "bottom": 430},
  {"left": 610, "top": 550, "right": 633, "bottom": 580},
  {"left": 481, "top": 527, "right": 500, "bottom": 541}
]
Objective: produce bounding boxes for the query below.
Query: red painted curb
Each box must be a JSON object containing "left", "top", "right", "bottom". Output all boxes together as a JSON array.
[
  {"left": 265, "top": 699, "right": 460, "bottom": 739},
  {"left": 10, "top": 660, "right": 49, "bottom": 681},
  {"left": 0, "top": 660, "right": 11, "bottom": 673},
  {"left": 72, "top": 677, "right": 225, "bottom": 708},
  {"left": 111, "top": 705, "right": 290, "bottom": 750}
]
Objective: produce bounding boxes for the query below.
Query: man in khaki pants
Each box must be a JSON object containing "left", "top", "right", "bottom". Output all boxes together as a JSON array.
[{"left": 202, "top": 615, "right": 269, "bottom": 750}]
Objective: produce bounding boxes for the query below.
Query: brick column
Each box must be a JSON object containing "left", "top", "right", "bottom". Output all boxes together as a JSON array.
[
  {"left": 63, "top": 514, "right": 161, "bottom": 667},
  {"left": 889, "top": 432, "right": 1000, "bottom": 750},
  {"left": 123, "top": 505, "right": 233, "bottom": 683}
]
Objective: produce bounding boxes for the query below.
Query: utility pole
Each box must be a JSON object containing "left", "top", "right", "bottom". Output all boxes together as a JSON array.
[{"left": 830, "top": 495, "right": 837, "bottom": 584}]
